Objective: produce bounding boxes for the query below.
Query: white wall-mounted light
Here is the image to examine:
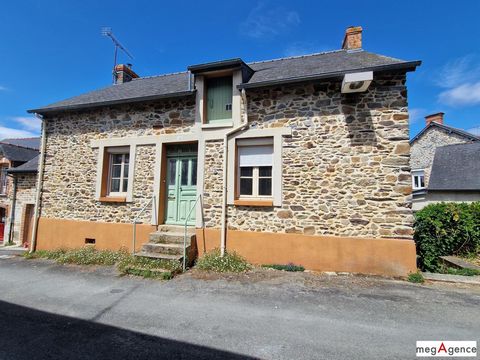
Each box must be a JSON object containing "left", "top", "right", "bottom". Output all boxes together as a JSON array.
[{"left": 341, "top": 71, "right": 373, "bottom": 93}]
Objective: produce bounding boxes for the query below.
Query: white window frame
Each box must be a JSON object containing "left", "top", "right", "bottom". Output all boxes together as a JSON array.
[
  {"left": 107, "top": 152, "right": 130, "bottom": 197},
  {"left": 237, "top": 143, "right": 273, "bottom": 199},
  {"left": 0, "top": 166, "right": 8, "bottom": 195},
  {"left": 412, "top": 169, "right": 425, "bottom": 190}
]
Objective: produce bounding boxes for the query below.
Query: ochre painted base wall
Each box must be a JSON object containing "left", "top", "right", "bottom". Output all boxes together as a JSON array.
[
  {"left": 36, "top": 217, "right": 155, "bottom": 252},
  {"left": 196, "top": 228, "right": 417, "bottom": 277},
  {"left": 36, "top": 218, "right": 417, "bottom": 277}
]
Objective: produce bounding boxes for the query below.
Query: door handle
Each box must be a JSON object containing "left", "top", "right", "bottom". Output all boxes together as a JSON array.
[{"left": 168, "top": 196, "right": 176, "bottom": 200}]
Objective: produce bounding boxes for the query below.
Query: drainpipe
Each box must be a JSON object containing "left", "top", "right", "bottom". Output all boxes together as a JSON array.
[
  {"left": 220, "top": 89, "right": 249, "bottom": 256},
  {"left": 30, "top": 114, "right": 46, "bottom": 253},
  {"left": 7, "top": 175, "right": 17, "bottom": 244}
]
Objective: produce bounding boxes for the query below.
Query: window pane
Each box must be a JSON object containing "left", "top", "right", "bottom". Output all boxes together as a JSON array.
[
  {"left": 259, "top": 178, "right": 272, "bottom": 196},
  {"left": 123, "top": 163, "right": 129, "bottom": 178},
  {"left": 240, "top": 178, "right": 253, "bottom": 195},
  {"left": 168, "top": 159, "right": 176, "bottom": 185},
  {"left": 181, "top": 160, "right": 188, "bottom": 186},
  {"left": 112, "top": 164, "right": 122, "bottom": 178},
  {"left": 124, "top": 154, "right": 129, "bottom": 164},
  {"left": 191, "top": 159, "right": 197, "bottom": 186},
  {"left": 259, "top": 166, "right": 272, "bottom": 177},
  {"left": 240, "top": 167, "right": 253, "bottom": 177},
  {"left": 112, "top": 154, "right": 123, "bottom": 164},
  {"left": 420, "top": 177, "right": 425, "bottom": 188},
  {"left": 110, "top": 179, "right": 120, "bottom": 192},
  {"left": 122, "top": 179, "right": 128, "bottom": 192}
]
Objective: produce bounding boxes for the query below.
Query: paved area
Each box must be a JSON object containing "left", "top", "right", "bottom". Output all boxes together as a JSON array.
[
  {"left": 0, "top": 257, "right": 479, "bottom": 360},
  {"left": 423, "top": 271, "right": 480, "bottom": 285}
]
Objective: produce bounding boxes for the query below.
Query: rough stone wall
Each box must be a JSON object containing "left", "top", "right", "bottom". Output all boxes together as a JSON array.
[
  {"left": 8, "top": 174, "right": 37, "bottom": 244},
  {"left": 410, "top": 127, "right": 473, "bottom": 186},
  {"left": 41, "top": 98, "right": 195, "bottom": 224},
  {"left": 203, "top": 140, "right": 224, "bottom": 227},
  {"left": 223, "top": 75, "right": 414, "bottom": 239}
]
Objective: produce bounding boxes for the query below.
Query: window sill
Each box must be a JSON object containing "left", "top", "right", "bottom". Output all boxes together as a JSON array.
[
  {"left": 98, "top": 196, "right": 127, "bottom": 203},
  {"left": 234, "top": 199, "right": 274, "bottom": 207},
  {"left": 201, "top": 122, "right": 233, "bottom": 129}
]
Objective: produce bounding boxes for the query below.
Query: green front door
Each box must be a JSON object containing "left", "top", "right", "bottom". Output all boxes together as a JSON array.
[{"left": 165, "top": 154, "right": 197, "bottom": 225}]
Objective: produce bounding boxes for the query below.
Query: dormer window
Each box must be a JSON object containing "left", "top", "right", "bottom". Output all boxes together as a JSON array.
[
  {"left": 412, "top": 169, "right": 425, "bottom": 190},
  {"left": 205, "top": 76, "right": 233, "bottom": 124}
]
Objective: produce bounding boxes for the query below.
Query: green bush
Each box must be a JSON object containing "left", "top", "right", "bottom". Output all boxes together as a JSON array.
[
  {"left": 445, "top": 267, "right": 480, "bottom": 276},
  {"left": 262, "top": 263, "right": 305, "bottom": 272},
  {"left": 407, "top": 271, "right": 425, "bottom": 283},
  {"left": 196, "top": 248, "right": 252, "bottom": 273},
  {"left": 414, "top": 202, "right": 480, "bottom": 272}
]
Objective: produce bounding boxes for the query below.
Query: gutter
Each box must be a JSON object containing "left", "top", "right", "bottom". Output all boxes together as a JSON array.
[
  {"left": 27, "top": 90, "right": 196, "bottom": 115},
  {"left": 237, "top": 61, "right": 422, "bottom": 90},
  {"left": 30, "top": 114, "right": 47, "bottom": 253},
  {"left": 220, "top": 89, "right": 249, "bottom": 256}
]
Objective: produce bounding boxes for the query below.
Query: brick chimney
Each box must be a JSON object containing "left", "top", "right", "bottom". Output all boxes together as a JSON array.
[
  {"left": 342, "top": 26, "right": 363, "bottom": 50},
  {"left": 425, "top": 112, "right": 444, "bottom": 126},
  {"left": 114, "top": 64, "right": 139, "bottom": 84}
]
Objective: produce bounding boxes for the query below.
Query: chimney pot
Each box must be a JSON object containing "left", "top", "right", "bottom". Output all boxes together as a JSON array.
[
  {"left": 342, "top": 26, "right": 363, "bottom": 51},
  {"left": 425, "top": 112, "right": 444, "bottom": 126},
  {"left": 114, "top": 64, "right": 139, "bottom": 84}
]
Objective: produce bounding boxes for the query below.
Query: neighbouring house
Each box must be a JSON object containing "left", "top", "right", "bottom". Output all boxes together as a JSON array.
[
  {"left": 410, "top": 112, "right": 480, "bottom": 210},
  {"left": 27, "top": 26, "right": 421, "bottom": 276},
  {"left": 0, "top": 138, "right": 40, "bottom": 245}
]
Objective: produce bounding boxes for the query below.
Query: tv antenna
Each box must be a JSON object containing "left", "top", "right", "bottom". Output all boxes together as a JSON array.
[{"left": 101, "top": 27, "right": 134, "bottom": 83}]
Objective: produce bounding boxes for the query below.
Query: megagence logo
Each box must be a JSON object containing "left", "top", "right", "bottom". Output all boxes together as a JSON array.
[{"left": 416, "top": 341, "right": 477, "bottom": 357}]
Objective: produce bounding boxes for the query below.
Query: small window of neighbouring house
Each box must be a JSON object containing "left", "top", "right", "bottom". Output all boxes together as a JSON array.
[
  {"left": 237, "top": 144, "right": 273, "bottom": 198},
  {"left": 206, "top": 76, "right": 233, "bottom": 124},
  {"left": 412, "top": 170, "right": 425, "bottom": 190},
  {"left": 0, "top": 166, "right": 8, "bottom": 195}
]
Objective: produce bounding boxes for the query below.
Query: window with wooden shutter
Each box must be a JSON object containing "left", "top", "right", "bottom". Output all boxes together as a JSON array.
[{"left": 206, "top": 76, "right": 233, "bottom": 124}]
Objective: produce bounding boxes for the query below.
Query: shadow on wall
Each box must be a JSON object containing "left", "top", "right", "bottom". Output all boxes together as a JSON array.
[
  {"left": 0, "top": 300, "right": 255, "bottom": 360},
  {"left": 342, "top": 93, "right": 378, "bottom": 147}
]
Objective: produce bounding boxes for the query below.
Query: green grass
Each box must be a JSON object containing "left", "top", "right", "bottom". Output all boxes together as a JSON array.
[
  {"left": 196, "top": 248, "right": 252, "bottom": 273},
  {"left": 407, "top": 271, "right": 425, "bottom": 283},
  {"left": 262, "top": 263, "right": 305, "bottom": 272},
  {"left": 24, "top": 247, "right": 180, "bottom": 279},
  {"left": 445, "top": 267, "right": 480, "bottom": 276}
]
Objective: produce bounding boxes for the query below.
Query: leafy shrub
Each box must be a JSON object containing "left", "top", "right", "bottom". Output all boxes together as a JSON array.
[
  {"left": 407, "top": 271, "right": 425, "bottom": 283},
  {"left": 445, "top": 267, "right": 480, "bottom": 276},
  {"left": 196, "top": 248, "right": 252, "bottom": 273},
  {"left": 117, "top": 255, "right": 181, "bottom": 276},
  {"left": 56, "top": 247, "right": 128, "bottom": 265},
  {"left": 262, "top": 263, "right": 305, "bottom": 272},
  {"left": 414, "top": 202, "right": 480, "bottom": 272}
]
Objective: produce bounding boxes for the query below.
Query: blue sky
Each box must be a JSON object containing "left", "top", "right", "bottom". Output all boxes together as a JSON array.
[{"left": 1, "top": 0, "right": 480, "bottom": 139}]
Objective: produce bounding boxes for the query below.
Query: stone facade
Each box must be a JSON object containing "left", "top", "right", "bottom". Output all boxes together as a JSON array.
[
  {"left": 39, "top": 73, "right": 413, "bottom": 242},
  {"left": 410, "top": 126, "right": 474, "bottom": 186},
  {"left": 8, "top": 173, "right": 37, "bottom": 244}
]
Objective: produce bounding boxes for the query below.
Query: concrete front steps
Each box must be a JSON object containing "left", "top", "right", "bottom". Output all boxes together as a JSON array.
[{"left": 135, "top": 225, "right": 196, "bottom": 267}]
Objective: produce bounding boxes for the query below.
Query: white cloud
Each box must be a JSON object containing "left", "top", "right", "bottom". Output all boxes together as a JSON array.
[
  {"left": 0, "top": 126, "right": 36, "bottom": 140},
  {"left": 11, "top": 116, "right": 41, "bottom": 132},
  {"left": 467, "top": 126, "right": 480, "bottom": 136},
  {"left": 240, "top": 3, "right": 300, "bottom": 39},
  {"left": 408, "top": 108, "right": 428, "bottom": 124},
  {"left": 0, "top": 85, "right": 7, "bottom": 91},
  {"left": 437, "top": 56, "right": 480, "bottom": 107},
  {"left": 283, "top": 42, "right": 328, "bottom": 57},
  {"left": 438, "top": 81, "right": 480, "bottom": 107},
  {"left": 0, "top": 116, "right": 41, "bottom": 140}
]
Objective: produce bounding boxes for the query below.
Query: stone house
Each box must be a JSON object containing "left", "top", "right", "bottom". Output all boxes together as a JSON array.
[
  {"left": 28, "top": 27, "right": 421, "bottom": 276},
  {"left": 410, "top": 112, "right": 480, "bottom": 210},
  {"left": 0, "top": 138, "right": 40, "bottom": 245}
]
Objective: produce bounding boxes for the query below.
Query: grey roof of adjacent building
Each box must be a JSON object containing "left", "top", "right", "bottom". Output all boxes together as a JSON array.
[
  {"left": 28, "top": 49, "right": 420, "bottom": 114},
  {"left": 410, "top": 121, "right": 480, "bottom": 144},
  {"left": 7, "top": 154, "right": 39, "bottom": 174},
  {"left": 0, "top": 137, "right": 41, "bottom": 150},
  {"left": 0, "top": 143, "right": 39, "bottom": 163},
  {"left": 428, "top": 142, "right": 480, "bottom": 191}
]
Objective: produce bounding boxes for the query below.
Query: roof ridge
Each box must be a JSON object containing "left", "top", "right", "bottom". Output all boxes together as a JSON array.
[
  {"left": 134, "top": 70, "right": 187, "bottom": 81},
  {"left": 434, "top": 122, "right": 480, "bottom": 140},
  {"left": 247, "top": 49, "right": 345, "bottom": 65}
]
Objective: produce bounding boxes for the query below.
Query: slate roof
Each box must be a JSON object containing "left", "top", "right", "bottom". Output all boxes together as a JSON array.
[
  {"left": 0, "top": 143, "right": 39, "bottom": 162},
  {"left": 28, "top": 49, "right": 420, "bottom": 114},
  {"left": 0, "top": 137, "right": 41, "bottom": 150},
  {"left": 7, "top": 154, "right": 39, "bottom": 174},
  {"left": 410, "top": 121, "right": 480, "bottom": 144},
  {"left": 428, "top": 143, "right": 480, "bottom": 191}
]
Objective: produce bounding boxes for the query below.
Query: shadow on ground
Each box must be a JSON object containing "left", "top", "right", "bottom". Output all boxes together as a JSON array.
[{"left": 0, "top": 300, "right": 255, "bottom": 360}]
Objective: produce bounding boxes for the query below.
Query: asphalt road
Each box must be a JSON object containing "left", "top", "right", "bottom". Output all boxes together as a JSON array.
[{"left": 0, "top": 257, "right": 478, "bottom": 360}]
